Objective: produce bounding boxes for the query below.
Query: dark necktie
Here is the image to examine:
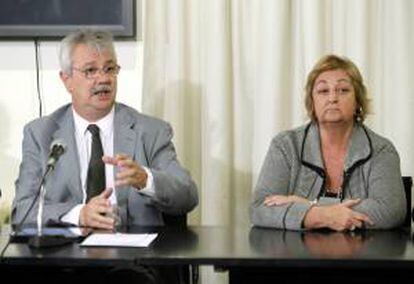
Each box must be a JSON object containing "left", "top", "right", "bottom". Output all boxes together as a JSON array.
[{"left": 86, "top": 124, "right": 106, "bottom": 202}]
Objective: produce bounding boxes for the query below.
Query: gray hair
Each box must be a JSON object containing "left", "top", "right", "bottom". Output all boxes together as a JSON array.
[{"left": 59, "top": 29, "right": 116, "bottom": 74}]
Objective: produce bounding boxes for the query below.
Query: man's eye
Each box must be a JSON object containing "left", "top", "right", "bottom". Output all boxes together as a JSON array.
[
  {"left": 106, "top": 66, "right": 116, "bottom": 71},
  {"left": 108, "top": 65, "right": 121, "bottom": 73},
  {"left": 84, "top": 68, "right": 98, "bottom": 75}
]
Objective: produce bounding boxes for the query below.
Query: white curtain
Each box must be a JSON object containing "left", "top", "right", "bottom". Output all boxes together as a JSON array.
[{"left": 143, "top": 0, "right": 414, "bottom": 282}]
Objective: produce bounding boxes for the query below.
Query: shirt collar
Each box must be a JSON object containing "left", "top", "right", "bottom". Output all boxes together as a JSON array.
[{"left": 72, "top": 106, "right": 115, "bottom": 138}]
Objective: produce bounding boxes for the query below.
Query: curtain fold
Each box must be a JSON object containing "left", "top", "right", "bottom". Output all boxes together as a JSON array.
[{"left": 143, "top": 2, "right": 414, "bottom": 281}]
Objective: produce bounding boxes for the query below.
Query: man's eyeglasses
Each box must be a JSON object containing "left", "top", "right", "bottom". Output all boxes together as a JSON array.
[{"left": 72, "top": 64, "right": 121, "bottom": 79}]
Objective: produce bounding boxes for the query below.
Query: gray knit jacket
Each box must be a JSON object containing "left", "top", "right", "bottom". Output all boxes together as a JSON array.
[{"left": 251, "top": 122, "right": 406, "bottom": 230}]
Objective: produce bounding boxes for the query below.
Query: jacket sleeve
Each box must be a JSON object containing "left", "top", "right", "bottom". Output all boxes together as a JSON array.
[
  {"left": 353, "top": 144, "right": 406, "bottom": 229},
  {"left": 147, "top": 123, "right": 199, "bottom": 215},
  {"left": 250, "top": 137, "right": 313, "bottom": 230}
]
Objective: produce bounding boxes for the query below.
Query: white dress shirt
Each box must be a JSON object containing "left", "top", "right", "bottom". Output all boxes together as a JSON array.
[{"left": 61, "top": 106, "right": 154, "bottom": 225}]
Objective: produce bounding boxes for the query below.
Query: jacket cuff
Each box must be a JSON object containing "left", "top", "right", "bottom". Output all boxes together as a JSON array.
[{"left": 284, "top": 202, "right": 313, "bottom": 230}]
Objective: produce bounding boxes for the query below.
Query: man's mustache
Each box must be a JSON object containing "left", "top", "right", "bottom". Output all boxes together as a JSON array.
[{"left": 91, "top": 85, "right": 112, "bottom": 95}]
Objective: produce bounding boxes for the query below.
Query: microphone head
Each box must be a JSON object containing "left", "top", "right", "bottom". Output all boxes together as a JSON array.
[
  {"left": 50, "top": 139, "right": 66, "bottom": 155},
  {"left": 47, "top": 139, "right": 66, "bottom": 169}
]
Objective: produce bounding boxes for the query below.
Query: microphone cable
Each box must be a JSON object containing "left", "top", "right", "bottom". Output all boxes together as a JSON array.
[
  {"left": 34, "top": 38, "right": 43, "bottom": 118},
  {"left": 0, "top": 238, "right": 11, "bottom": 263},
  {"left": 0, "top": 186, "right": 9, "bottom": 261}
]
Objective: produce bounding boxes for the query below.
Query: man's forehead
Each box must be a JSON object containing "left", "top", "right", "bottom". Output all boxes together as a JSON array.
[{"left": 71, "top": 43, "right": 116, "bottom": 63}]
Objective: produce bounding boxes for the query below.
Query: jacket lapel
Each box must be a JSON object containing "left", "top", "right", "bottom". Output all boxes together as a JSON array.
[
  {"left": 301, "top": 123, "right": 325, "bottom": 174},
  {"left": 113, "top": 104, "right": 137, "bottom": 214},
  {"left": 114, "top": 104, "right": 136, "bottom": 160},
  {"left": 51, "top": 108, "right": 83, "bottom": 201},
  {"left": 344, "top": 124, "right": 372, "bottom": 171}
]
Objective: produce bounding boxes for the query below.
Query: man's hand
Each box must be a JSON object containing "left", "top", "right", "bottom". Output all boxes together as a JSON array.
[
  {"left": 103, "top": 154, "right": 148, "bottom": 189},
  {"left": 79, "top": 188, "right": 114, "bottom": 230}
]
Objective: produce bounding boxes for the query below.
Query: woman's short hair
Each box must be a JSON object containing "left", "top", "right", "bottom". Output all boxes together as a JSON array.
[
  {"left": 59, "top": 29, "right": 116, "bottom": 75},
  {"left": 304, "top": 54, "right": 370, "bottom": 123}
]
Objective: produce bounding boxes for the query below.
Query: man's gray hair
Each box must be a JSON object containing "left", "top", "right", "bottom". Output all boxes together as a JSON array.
[{"left": 59, "top": 29, "right": 116, "bottom": 74}]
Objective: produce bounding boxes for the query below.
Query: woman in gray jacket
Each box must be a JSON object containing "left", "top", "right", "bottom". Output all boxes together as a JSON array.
[{"left": 251, "top": 54, "right": 406, "bottom": 231}]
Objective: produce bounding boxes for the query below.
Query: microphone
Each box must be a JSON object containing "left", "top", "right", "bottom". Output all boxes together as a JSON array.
[
  {"left": 29, "top": 139, "right": 68, "bottom": 247},
  {"left": 12, "top": 139, "right": 70, "bottom": 248},
  {"left": 46, "top": 139, "right": 66, "bottom": 169}
]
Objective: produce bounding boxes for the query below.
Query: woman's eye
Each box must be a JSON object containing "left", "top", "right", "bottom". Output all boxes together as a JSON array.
[
  {"left": 337, "top": 88, "right": 350, "bottom": 94},
  {"left": 317, "top": 89, "right": 329, "bottom": 95}
]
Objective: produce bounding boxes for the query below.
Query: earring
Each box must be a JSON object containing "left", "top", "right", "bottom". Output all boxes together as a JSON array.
[{"left": 355, "top": 107, "right": 363, "bottom": 122}]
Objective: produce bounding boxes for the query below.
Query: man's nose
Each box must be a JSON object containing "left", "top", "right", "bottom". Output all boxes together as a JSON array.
[{"left": 95, "top": 71, "right": 112, "bottom": 82}]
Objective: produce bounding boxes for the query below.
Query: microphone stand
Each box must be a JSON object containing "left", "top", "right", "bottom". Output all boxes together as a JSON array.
[
  {"left": 10, "top": 141, "right": 69, "bottom": 248},
  {"left": 28, "top": 165, "right": 73, "bottom": 248}
]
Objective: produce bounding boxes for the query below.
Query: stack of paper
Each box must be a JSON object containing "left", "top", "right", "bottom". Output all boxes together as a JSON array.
[{"left": 81, "top": 233, "right": 158, "bottom": 247}]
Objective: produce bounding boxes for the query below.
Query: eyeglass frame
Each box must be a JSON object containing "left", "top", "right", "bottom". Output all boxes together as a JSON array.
[
  {"left": 312, "top": 85, "right": 354, "bottom": 98},
  {"left": 71, "top": 64, "right": 121, "bottom": 79}
]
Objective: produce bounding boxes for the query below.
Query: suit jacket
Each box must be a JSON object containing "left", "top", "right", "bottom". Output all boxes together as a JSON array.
[
  {"left": 251, "top": 122, "right": 406, "bottom": 230},
  {"left": 12, "top": 103, "right": 198, "bottom": 226}
]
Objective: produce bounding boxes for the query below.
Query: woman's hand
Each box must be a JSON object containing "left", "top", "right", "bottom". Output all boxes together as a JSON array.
[
  {"left": 264, "top": 194, "right": 310, "bottom": 207},
  {"left": 303, "top": 199, "right": 374, "bottom": 231}
]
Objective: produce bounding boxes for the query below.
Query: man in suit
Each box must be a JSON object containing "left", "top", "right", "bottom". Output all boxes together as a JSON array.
[{"left": 12, "top": 29, "right": 198, "bottom": 232}]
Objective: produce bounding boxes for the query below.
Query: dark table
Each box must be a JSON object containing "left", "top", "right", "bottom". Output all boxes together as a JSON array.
[{"left": 1, "top": 225, "right": 414, "bottom": 283}]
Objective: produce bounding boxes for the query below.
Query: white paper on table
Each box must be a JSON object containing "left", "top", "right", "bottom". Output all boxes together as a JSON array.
[{"left": 80, "top": 233, "right": 158, "bottom": 247}]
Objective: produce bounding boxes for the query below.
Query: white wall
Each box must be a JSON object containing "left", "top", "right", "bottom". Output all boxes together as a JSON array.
[{"left": 0, "top": 20, "right": 143, "bottom": 220}]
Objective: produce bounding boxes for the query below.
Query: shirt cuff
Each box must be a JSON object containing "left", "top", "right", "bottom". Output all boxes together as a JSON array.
[
  {"left": 60, "top": 204, "right": 83, "bottom": 226},
  {"left": 138, "top": 166, "right": 155, "bottom": 197}
]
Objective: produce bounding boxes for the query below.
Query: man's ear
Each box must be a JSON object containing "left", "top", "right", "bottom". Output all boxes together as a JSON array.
[{"left": 60, "top": 71, "right": 72, "bottom": 93}]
